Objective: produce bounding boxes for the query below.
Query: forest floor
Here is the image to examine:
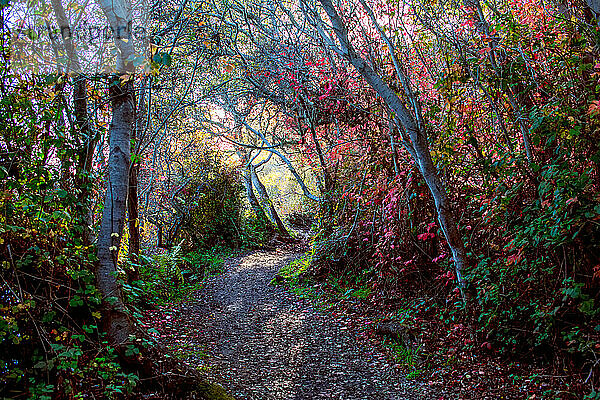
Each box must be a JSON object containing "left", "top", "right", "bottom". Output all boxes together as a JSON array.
[
  {"left": 145, "top": 246, "right": 441, "bottom": 400},
  {"left": 141, "top": 245, "right": 581, "bottom": 399}
]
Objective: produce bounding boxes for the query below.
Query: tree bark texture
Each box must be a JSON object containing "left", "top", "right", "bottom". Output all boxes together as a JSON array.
[
  {"left": 96, "top": 0, "right": 137, "bottom": 347},
  {"left": 127, "top": 80, "right": 146, "bottom": 283},
  {"left": 243, "top": 165, "right": 272, "bottom": 229},
  {"left": 250, "top": 164, "right": 290, "bottom": 236},
  {"left": 51, "top": 0, "right": 97, "bottom": 242},
  {"left": 127, "top": 152, "right": 140, "bottom": 283},
  {"left": 96, "top": 79, "right": 135, "bottom": 347}
]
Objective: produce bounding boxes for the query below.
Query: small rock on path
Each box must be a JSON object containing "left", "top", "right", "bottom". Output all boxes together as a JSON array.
[{"left": 179, "top": 249, "right": 437, "bottom": 400}]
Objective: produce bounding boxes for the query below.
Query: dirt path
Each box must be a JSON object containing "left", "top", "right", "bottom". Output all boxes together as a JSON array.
[{"left": 176, "top": 249, "right": 437, "bottom": 400}]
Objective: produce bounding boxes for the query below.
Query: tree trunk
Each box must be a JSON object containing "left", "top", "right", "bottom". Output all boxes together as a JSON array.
[
  {"left": 234, "top": 117, "right": 320, "bottom": 201},
  {"left": 127, "top": 79, "right": 147, "bottom": 284},
  {"left": 96, "top": 78, "right": 135, "bottom": 347},
  {"left": 243, "top": 165, "right": 272, "bottom": 228},
  {"left": 127, "top": 152, "right": 140, "bottom": 283},
  {"left": 318, "top": 0, "right": 468, "bottom": 293},
  {"left": 585, "top": 0, "right": 600, "bottom": 16},
  {"left": 250, "top": 164, "right": 290, "bottom": 237},
  {"left": 95, "top": 0, "right": 137, "bottom": 347},
  {"left": 51, "top": 0, "right": 97, "bottom": 242},
  {"left": 306, "top": 109, "right": 335, "bottom": 222},
  {"left": 73, "top": 76, "right": 98, "bottom": 245}
]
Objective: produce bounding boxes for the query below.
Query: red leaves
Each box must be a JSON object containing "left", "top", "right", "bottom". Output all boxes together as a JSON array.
[
  {"left": 417, "top": 232, "right": 436, "bottom": 241},
  {"left": 565, "top": 197, "right": 578, "bottom": 206},
  {"left": 588, "top": 100, "right": 600, "bottom": 116},
  {"left": 593, "top": 265, "right": 600, "bottom": 280},
  {"left": 417, "top": 222, "right": 437, "bottom": 241},
  {"left": 506, "top": 249, "right": 523, "bottom": 266},
  {"left": 480, "top": 341, "right": 493, "bottom": 350},
  {"left": 435, "top": 270, "right": 455, "bottom": 285},
  {"left": 432, "top": 253, "right": 447, "bottom": 263}
]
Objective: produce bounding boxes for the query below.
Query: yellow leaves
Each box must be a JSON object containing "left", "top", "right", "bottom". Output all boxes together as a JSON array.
[
  {"left": 53, "top": 330, "right": 68, "bottom": 341},
  {"left": 1, "top": 311, "right": 14, "bottom": 323},
  {"left": 558, "top": 128, "right": 572, "bottom": 140},
  {"left": 41, "top": 88, "right": 57, "bottom": 102},
  {"left": 91, "top": 311, "right": 101, "bottom": 319},
  {"left": 445, "top": 95, "right": 459, "bottom": 106},
  {"left": 11, "top": 303, "right": 27, "bottom": 313},
  {"left": 119, "top": 73, "right": 133, "bottom": 84},
  {"left": 89, "top": 90, "right": 102, "bottom": 102}
]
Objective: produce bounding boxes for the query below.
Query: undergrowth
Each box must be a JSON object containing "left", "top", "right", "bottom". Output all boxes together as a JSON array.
[
  {"left": 277, "top": 245, "right": 591, "bottom": 398},
  {"left": 125, "top": 245, "right": 233, "bottom": 307},
  {"left": 383, "top": 338, "right": 424, "bottom": 379}
]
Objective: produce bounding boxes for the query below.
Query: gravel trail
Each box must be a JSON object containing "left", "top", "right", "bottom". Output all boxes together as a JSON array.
[{"left": 179, "top": 249, "right": 437, "bottom": 400}]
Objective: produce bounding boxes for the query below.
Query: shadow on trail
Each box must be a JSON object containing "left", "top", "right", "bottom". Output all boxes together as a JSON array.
[{"left": 181, "top": 249, "right": 435, "bottom": 400}]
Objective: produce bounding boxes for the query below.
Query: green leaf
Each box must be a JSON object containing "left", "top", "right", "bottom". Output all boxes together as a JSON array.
[
  {"left": 51, "top": 210, "right": 71, "bottom": 220},
  {"left": 69, "top": 296, "right": 84, "bottom": 307},
  {"left": 34, "top": 361, "right": 46, "bottom": 368},
  {"left": 72, "top": 334, "right": 86, "bottom": 342},
  {"left": 579, "top": 299, "right": 598, "bottom": 316},
  {"left": 161, "top": 53, "right": 172, "bottom": 67},
  {"left": 25, "top": 28, "right": 38, "bottom": 41},
  {"left": 42, "top": 311, "right": 56, "bottom": 323},
  {"left": 50, "top": 343, "right": 65, "bottom": 351}
]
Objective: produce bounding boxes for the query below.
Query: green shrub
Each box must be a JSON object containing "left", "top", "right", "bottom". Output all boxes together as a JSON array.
[
  {"left": 0, "top": 74, "right": 138, "bottom": 399},
  {"left": 126, "top": 245, "right": 232, "bottom": 307}
]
